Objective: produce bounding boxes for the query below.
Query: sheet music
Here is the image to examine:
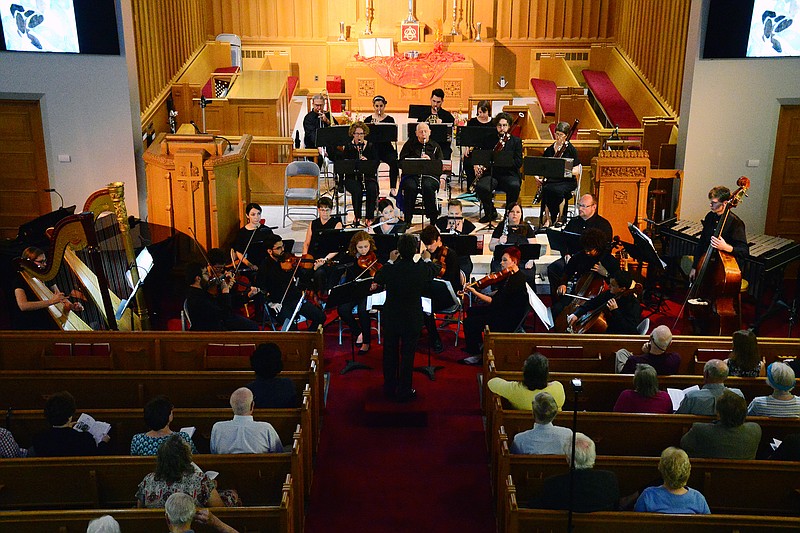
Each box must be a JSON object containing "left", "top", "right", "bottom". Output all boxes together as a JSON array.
[{"left": 526, "top": 283, "right": 553, "bottom": 330}]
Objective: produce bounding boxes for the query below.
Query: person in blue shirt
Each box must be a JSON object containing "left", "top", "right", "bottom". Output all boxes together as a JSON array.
[{"left": 634, "top": 447, "right": 710, "bottom": 514}]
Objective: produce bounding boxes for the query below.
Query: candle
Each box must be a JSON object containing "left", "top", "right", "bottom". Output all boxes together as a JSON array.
[{"left": 453, "top": 0, "right": 457, "bottom": 10}]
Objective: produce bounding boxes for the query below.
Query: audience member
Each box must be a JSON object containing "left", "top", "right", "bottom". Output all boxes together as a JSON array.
[
  {"left": 136, "top": 434, "right": 226, "bottom": 508},
  {"left": 30, "top": 391, "right": 110, "bottom": 456},
  {"left": 0, "top": 427, "right": 27, "bottom": 458},
  {"left": 675, "top": 359, "right": 744, "bottom": 416},
  {"left": 246, "top": 343, "right": 300, "bottom": 409},
  {"left": 131, "top": 395, "right": 197, "bottom": 456},
  {"left": 86, "top": 515, "right": 121, "bottom": 533},
  {"left": 616, "top": 325, "right": 680, "bottom": 375},
  {"left": 680, "top": 390, "right": 761, "bottom": 460},
  {"left": 634, "top": 447, "right": 710, "bottom": 514},
  {"left": 165, "top": 492, "right": 239, "bottom": 533},
  {"left": 747, "top": 362, "right": 800, "bottom": 417},
  {"left": 613, "top": 364, "right": 673, "bottom": 414},
  {"left": 487, "top": 352, "right": 565, "bottom": 411},
  {"left": 726, "top": 329, "right": 764, "bottom": 377},
  {"left": 535, "top": 433, "right": 619, "bottom": 512},
  {"left": 511, "top": 392, "right": 572, "bottom": 455},
  {"left": 211, "top": 388, "right": 283, "bottom": 454}
]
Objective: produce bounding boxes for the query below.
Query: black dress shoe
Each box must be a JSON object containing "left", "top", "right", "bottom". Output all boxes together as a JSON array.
[
  {"left": 431, "top": 337, "right": 444, "bottom": 354},
  {"left": 397, "top": 389, "right": 417, "bottom": 402},
  {"left": 478, "top": 211, "right": 498, "bottom": 224}
]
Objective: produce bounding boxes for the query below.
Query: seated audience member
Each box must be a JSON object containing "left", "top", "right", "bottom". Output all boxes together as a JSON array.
[
  {"left": 131, "top": 395, "right": 197, "bottom": 456},
  {"left": 511, "top": 392, "right": 573, "bottom": 455},
  {"left": 680, "top": 390, "right": 761, "bottom": 460},
  {"left": 613, "top": 364, "right": 673, "bottom": 414},
  {"left": 675, "top": 359, "right": 744, "bottom": 416},
  {"left": 488, "top": 352, "right": 565, "bottom": 411},
  {"left": 726, "top": 329, "right": 764, "bottom": 377},
  {"left": 616, "top": 325, "right": 680, "bottom": 375},
  {"left": 246, "top": 343, "right": 300, "bottom": 408},
  {"left": 634, "top": 447, "right": 710, "bottom": 514},
  {"left": 535, "top": 433, "right": 619, "bottom": 512},
  {"left": 211, "top": 388, "right": 283, "bottom": 454},
  {"left": 0, "top": 427, "right": 27, "bottom": 458},
  {"left": 86, "top": 515, "right": 121, "bottom": 533},
  {"left": 165, "top": 492, "right": 238, "bottom": 533},
  {"left": 747, "top": 362, "right": 800, "bottom": 417},
  {"left": 30, "top": 391, "right": 110, "bottom": 457},
  {"left": 136, "top": 434, "right": 226, "bottom": 508},
  {"left": 770, "top": 433, "right": 800, "bottom": 461}
]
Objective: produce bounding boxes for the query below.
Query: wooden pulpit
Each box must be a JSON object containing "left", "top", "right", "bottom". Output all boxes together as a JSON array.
[
  {"left": 143, "top": 132, "right": 252, "bottom": 251},
  {"left": 591, "top": 149, "right": 651, "bottom": 238}
]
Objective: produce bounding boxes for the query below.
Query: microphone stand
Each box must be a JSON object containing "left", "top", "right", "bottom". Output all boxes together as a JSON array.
[{"left": 567, "top": 377, "right": 582, "bottom": 533}]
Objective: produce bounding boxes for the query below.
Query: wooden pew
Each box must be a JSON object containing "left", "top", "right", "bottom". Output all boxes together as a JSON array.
[
  {"left": 483, "top": 332, "right": 800, "bottom": 375},
  {"left": 0, "top": 503, "right": 295, "bottom": 533}
]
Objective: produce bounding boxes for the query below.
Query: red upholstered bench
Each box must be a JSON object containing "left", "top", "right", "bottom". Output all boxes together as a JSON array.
[
  {"left": 288, "top": 76, "right": 299, "bottom": 99},
  {"left": 581, "top": 70, "right": 640, "bottom": 128},
  {"left": 530, "top": 78, "right": 557, "bottom": 117},
  {"left": 201, "top": 66, "right": 241, "bottom": 98}
]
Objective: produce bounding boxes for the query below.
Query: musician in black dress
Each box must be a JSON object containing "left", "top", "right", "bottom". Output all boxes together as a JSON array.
[
  {"left": 474, "top": 113, "right": 524, "bottom": 223},
  {"left": 399, "top": 122, "right": 443, "bottom": 226},
  {"left": 303, "top": 197, "right": 344, "bottom": 294},
  {"left": 689, "top": 185, "right": 749, "bottom": 282},
  {"left": 364, "top": 95, "right": 399, "bottom": 197},
  {"left": 538, "top": 121, "right": 582, "bottom": 227},
  {"left": 302, "top": 93, "right": 338, "bottom": 160},
  {"left": 337, "top": 231, "right": 380, "bottom": 355},
  {"left": 233, "top": 203, "right": 274, "bottom": 272},
  {"left": 418, "top": 88, "right": 455, "bottom": 160},
  {"left": 13, "top": 247, "right": 65, "bottom": 330},
  {"left": 340, "top": 121, "right": 379, "bottom": 225},
  {"left": 436, "top": 199, "right": 476, "bottom": 279},
  {"left": 462, "top": 100, "right": 495, "bottom": 190},
  {"left": 420, "top": 224, "right": 462, "bottom": 353},
  {"left": 488, "top": 202, "right": 536, "bottom": 276},
  {"left": 567, "top": 270, "right": 640, "bottom": 335},
  {"left": 371, "top": 198, "right": 406, "bottom": 236}
]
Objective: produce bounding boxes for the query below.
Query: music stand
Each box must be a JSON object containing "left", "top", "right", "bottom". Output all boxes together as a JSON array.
[
  {"left": 627, "top": 222, "right": 669, "bottom": 314},
  {"left": 373, "top": 233, "right": 399, "bottom": 262},
  {"left": 116, "top": 247, "right": 153, "bottom": 328},
  {"left": 546, "top": 228, "right": 582, "bottom": 256},
  {"left": 334, "top": 159, "right": 381, "bottom": 223},
  {"left": 456, "top": 126, "right": 496, "bottom": 149},
  {"left": 524, "top": 156, "right": 572, "bottom": 179},
  {"left": 472, "top": 149, "right": 516, "bottom": 169},
  {"left": 526, "top": 283, "right": 554, "bottom": 331},
  {"left": 493, "top": 243, "right": 542, "bottom": 264},
  {"left": 365, "top": 123, "right": 398, "bottom": 144},
  {"left": 414, "top": 294, "right": 443, "bottom": 380},
  {"left": 440, "top": 234, "right": 481, "bottom": 257},
  {"left": 408, "top": 104, "right": 431, "bottom": 121},
  {"left": 314, "top": 228, "right": 351, "bottom": 257},
  {"left": 327, "top": 277, "right": 376, "bottom": 374},
  {"left": 315, "top": 125, "right": 351, "bottom": 149},
  {"left": 281, "top": 296, "right": 306, "bottom": 331}
]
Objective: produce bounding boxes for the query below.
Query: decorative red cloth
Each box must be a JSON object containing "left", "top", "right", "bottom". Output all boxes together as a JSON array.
[{"left": 355, "top": 43, "right": 465, "bottom": 89}]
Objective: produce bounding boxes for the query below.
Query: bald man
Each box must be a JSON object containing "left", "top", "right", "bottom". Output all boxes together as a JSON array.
[
  {"left": 399, "top": 122, "right": 444, "bottom": 225},
  {"left": 210, "top": 387, "right": 283, "bottom": 454}
]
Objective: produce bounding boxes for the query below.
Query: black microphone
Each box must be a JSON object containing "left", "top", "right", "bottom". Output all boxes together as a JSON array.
[
  {"left": 189, "top": 121, "right": 203, "bottom": 134},
  {"left": 44, "top": 188, "right": 64, "bottom": 209}
]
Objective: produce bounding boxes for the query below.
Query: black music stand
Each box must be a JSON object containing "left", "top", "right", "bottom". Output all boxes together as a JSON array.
[
  {"left": 525, "top": 156, "right": 573, "bottom": 226},
  {"left": 373, "top": 233, "right": 399, "bottom": 263},
  {"left": 334, "top": 159, "right": 381, "bottom": 224},
  {"left": 327, "top": 277, "right": 376, "bottom": 374},
  {"left": 314, "top": 228, "right": 351, "bottom": 257},
  {"left": 440, "top": 234, "right": 481, "bottom": 257},
  {"left": 365, "top": 123, "right": 398, "bottom": 144},
  {"left": 546, "top": 228, "right": 582, "bottom": 256},
  {"left": 493, "top": 243, "right": 542, "bottom": 264},
  {"left": 627, "top": 223, "right": 670, "bottom": 315},
  {"left": 408, "top": 104, "right": 432, "bottom": 121},
  {"left": 399, "top": 158, "right": 445, "bottom": 228},
  {"left": 316, "top": 126, "right": 352, "bottom": 212}
]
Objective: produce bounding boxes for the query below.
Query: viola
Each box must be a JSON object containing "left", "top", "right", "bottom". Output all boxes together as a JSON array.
[
  {"left": 459, "top": 268, "right": 514, "bottom": 296},
  {"left": 356, "top": 251, "right": 382, "bottom": 277}
]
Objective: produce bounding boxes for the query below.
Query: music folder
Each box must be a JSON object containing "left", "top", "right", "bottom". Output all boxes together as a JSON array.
[
  {"left": 408, "top": 104, "right": 432, "bottom": 121},
  {"left": 365, "top": 123, "right": 398, "bottom": 143},
  {"left": 334, "top": 158, "right": 380, "bottom": 179},
  {"left": 524, "top": 156, "right": 572, "bottom": 179},
  {"left": 456, "top": 126, "right": 496, "bottom": 148},
  {"left": 440, "top": 234, "right": 481, "bottom": 257},
  {"left": 526, "top": 282, "right": 554, "bottom": 330},
  {"left": 315, "top": 125, "right": 351, "bottom": 148},
  {"left": 116, "top": 247, "right": 153, "bottom": 321},
  {"left": 546, "top": 228, "right": 582, "bottom": 256},
  {"left": 326, "top": 277, "right": 375, "bottom": 309}
]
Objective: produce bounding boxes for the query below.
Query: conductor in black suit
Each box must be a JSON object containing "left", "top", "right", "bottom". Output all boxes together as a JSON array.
[
  {"left": 474, "top": 113, "right": 524, "bottom": 223},
  {"left": 374, "top": 234, "right": 439, "bottom": 401}
]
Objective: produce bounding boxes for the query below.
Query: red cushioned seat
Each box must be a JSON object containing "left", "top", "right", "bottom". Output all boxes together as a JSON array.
[
  {"left": 530, "top": 78, "right": 557, "bottom": 117},
  {"left": 581, "top": 70, "right": 641, "bottom": 128}
]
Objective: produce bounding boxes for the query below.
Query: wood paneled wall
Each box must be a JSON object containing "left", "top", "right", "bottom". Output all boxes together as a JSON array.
[
  {"left": 612, "top": 0, "right": 689, "bottom": 114},
  {"left": 494, "top": 0, "right": 615, "bottom": 40},
  {"left": 132, "top": 0, "right": 209, "bottom": 113},
  {"left": 204, "top": 0, "right": 328, "bottom": 41}
]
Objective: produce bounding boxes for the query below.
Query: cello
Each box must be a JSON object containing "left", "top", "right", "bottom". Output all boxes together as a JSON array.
[{"left": 677, "top": 176, "right": 750, "bottom": 336}]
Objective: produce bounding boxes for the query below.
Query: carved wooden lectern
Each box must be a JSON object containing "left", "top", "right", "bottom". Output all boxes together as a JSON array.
[
  {"left": 143, "top": 132, "right": 252, "bottom": 252},
  {"left": 591, "top": 149, "right": 651, "bottom": 238}
]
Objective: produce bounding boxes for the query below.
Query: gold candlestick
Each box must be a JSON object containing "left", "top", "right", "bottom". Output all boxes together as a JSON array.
[
  {"left": 450, "top": 0, "right": 459, "bottom": 35},
  {"left": 365, "top": 1, "right": 374, "bottom": 35}
]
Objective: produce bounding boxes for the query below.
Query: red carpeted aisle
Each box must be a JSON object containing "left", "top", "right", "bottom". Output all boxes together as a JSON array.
[{"left": 304, "top": 328, "right": 497, "bottom": 533}]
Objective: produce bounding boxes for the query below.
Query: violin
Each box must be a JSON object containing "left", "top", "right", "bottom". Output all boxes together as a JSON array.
[
  {"left": 459, "top": 268, "right": 514, "bottom": 296},
  {"left": 356, "top": 251, "right": 382, "bottom": 277},
  {"left": 280, "top": 253, "right": 317, "bottom": 271}
]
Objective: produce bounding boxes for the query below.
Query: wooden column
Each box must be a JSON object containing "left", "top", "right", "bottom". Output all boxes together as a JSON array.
[{"left": 591, "top": 149, "right": 651, "bottom": 238}]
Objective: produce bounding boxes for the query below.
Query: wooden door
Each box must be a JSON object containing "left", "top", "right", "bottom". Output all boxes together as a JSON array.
[
  {"left": 766, "top": 105, "right": 800, "bottom": 278},
  {"left": 0, "top": 100, "right": 51, "bottom": 239}
]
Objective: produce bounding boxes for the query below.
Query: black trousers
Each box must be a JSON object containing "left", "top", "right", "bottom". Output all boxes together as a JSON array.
[
  {"left": 541, "top": 179, "right": 576, "bottom": 222},
  {"left": 373, "top": 143, "right": 399, "bottom": 188},
  {"left": 344, "top": 177, "right": 379, "bottom": 220},
  {"left": 278, "top": 295, "right": 325, "bottom": 331},
  {"left": 383, "top": 322, "right": 421, "bottom": 396},
  {"left": 338, "top": 297, "right": 371, "bottom": 345},
  {"left": 475, "top": 173, "right": 521, "bottom": 215},
  {"left": 464, "top": 305, "right": 492, "bottom": 355},
  {"left": 402, "top": 175, "right": 439, "bottom": 224}
]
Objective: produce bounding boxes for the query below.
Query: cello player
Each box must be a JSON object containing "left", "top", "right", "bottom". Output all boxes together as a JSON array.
[
  {"left": 567, "top": 270, "right": 641, "bottom": 335},
  {"left": 689, "top": 185, "right": 749, "bottom": 283}
]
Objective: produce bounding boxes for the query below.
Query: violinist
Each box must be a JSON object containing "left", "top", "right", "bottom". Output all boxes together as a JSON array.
[
  {"left": 567, "top": 270, "right": 641, "bottom": 335},
  {"left": 233, "top": 203, "right": 274, "bottom": 272},
  {"left": 256, "top": 234, "right": 325, "bottom": 331},
  {"left": 363, "top": 95, "right": 399, "bottom": 197},
  {"left": 303, "top": 196, "right": 344, "bottom": 294},
  {"left": 340, "top": 121, "right": 379, "bottom": 225},
  {"left": 689, "top": 185, "right": 749, "bottom": 282},
  {"left": 371, "top": 198, "right": 406, "bottom": 236},
  {"left": 399, "top": 122, "right": 443, "bottom": 226},
  {"left": 474, "top": 113, "right": 524, "bottom": 224},
  {"left": 436, "top": 199, "right": 476, "bottom": 279},
  {"left": 184, "top": 262, "right": 258, "bottom": 331},
  {"left": 337, "top": 231, "right": 381, "bottom": 355},
  {"left": 209, "top": 247, "right": 261, "bottom": 323},
  {"left": 538, "top": 121, "right": 583, "bottom": 227},
  {"left": 420, "top": 225, "right": 462, "bottom": 353},
  {"left": 459, "top": 246, "right": 530, "bottom": 365}
]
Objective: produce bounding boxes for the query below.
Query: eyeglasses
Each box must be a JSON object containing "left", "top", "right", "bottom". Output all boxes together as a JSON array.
[
  {"left": 577, "top": 203, "right": 595, "bottom": 209},
  {"left": 353, "top": 131, "right": 365, "bottom": 136},
  {"left": 710, "top": 200, "right": 724, "bottom": 207}
]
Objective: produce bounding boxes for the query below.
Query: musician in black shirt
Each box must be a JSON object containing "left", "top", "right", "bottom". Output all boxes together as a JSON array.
[
  {"left": 474, "top": 113, "right": 524, "bottom": 224},
  {"left": 538, "top": 121, "right": 582, "bottom": 226},
  {"left": 567, "top": 270, "right": 641, "bottom": 335},
  {"left": 340, "top": 121, "right": 379, "bottom": 224},
  {"left": 690, "top": 185, "right": 749, "bottom": 282},
  {"left": 399, "top": 122, "right": 443, "bottom": 226},
  {"left": 184, "top": 262, "right": 258, "bottom": 331},
  {"left": 420, "top": 224, "right": 462, "bottom": 353},
  {"left": 303, "top": 93, "right": 338, "bottom": 160},
  {"left": 418, "top": 88, "right": 455, "bottom": 160}
]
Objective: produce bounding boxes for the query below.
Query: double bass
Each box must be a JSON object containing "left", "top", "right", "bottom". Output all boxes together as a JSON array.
[{"left": 679, "top": 176, "right": 750, "bottom": 336}]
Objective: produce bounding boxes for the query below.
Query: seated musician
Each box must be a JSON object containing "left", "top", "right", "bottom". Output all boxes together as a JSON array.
[
  {"left": 184, "top": 262, "right": 259, "bottom": 331},
  {"left": 689, "top": 185, "right": 749, "bottom": 283},
  {"left": 537, "top": 121, "right": 583, "bottom": 227},
  {"left": 13, "top": 246, "right": 75, "bottom": 330},
  {"left": 399, "top": 122, "right": 443, "bottom": 226},
  {"left": 420, "top": 225, "right": 462, "bottom": 354},
  {"left": 567, "top": 270, "right": 641, "bottom": 335},
  {"left": 233, "top": 203, "right": 274, "bottom": 272},
  {"left": 488, "top": 202, "right": 536, "bottom": 276},
  {"left": 418, "top": 88, "right": 455, "bottom": 160},
  {"left": 459, "top": 246, "right": 530, "bottom": 365},
  {"left": 303, "top": 196, "right": 344, "bottom": 294},
  {"left": 364, "top": 95, "right": 400, "bottom": 197},
  {"left": 256, "top": 234, "right": 325, "bottom": 331},
  {"left": 474, "top": 112, "right": 524, "bottom": 224},
  {"left": 462, "top": 100, "right": 495, "bottom": 190},
  {"left": 303, "top": 93, "right": 338, "bottom": 161},
  {"left": 339, "top": 121, "right": 379, "bottom": 225},
  {"left": 337, "top": 231, "right": 381, "bottom": 355},
  {"left": 436, "top": 199, "right": 476, "bottom": 279},
  {"left": 371, "top": 198, "right": 406, "bottom": 235},
  {"left": 209, "top": 247, "right": 256, "bottom": 317}
]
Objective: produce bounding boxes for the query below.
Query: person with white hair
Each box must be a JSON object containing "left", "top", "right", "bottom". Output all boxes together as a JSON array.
[
  {"left": 747, "top": 362, "right": 800, "bottom": 417},
  {"left": 535, "top": 433, "right": 619, "bottom": 512},
  {"left": 210, "top": 387, "right": 283, "bottom": 454},
  {"left": 86, "top": 515, "right": 121, "bottom": 533},
  {"left": 164, "top": 492, "right": 238, "bottom": 533},
  {"left": 616, "top": 325, "right": 681, "bottom": 375},
  {"left": 511, "top": 392, "right": 573, "bottom": 454},
  {"left": 675, "top": 359, "right": 744, "bottom": 416}
]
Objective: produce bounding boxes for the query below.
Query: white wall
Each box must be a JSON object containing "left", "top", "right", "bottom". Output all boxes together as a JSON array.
[
  {"left": 679, "top": 0, "right": 800, "bottom": 234},
  {"left": 0, "top": 0, "right": 142, "bottom": 216}
]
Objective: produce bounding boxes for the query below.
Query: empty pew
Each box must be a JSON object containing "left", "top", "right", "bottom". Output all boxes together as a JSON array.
[
  {"left": 0, "top": 503, "right": 295, "bottom": 533},
  {"left": 530, "top": 55, "right": 582, "bottom": 121}
]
